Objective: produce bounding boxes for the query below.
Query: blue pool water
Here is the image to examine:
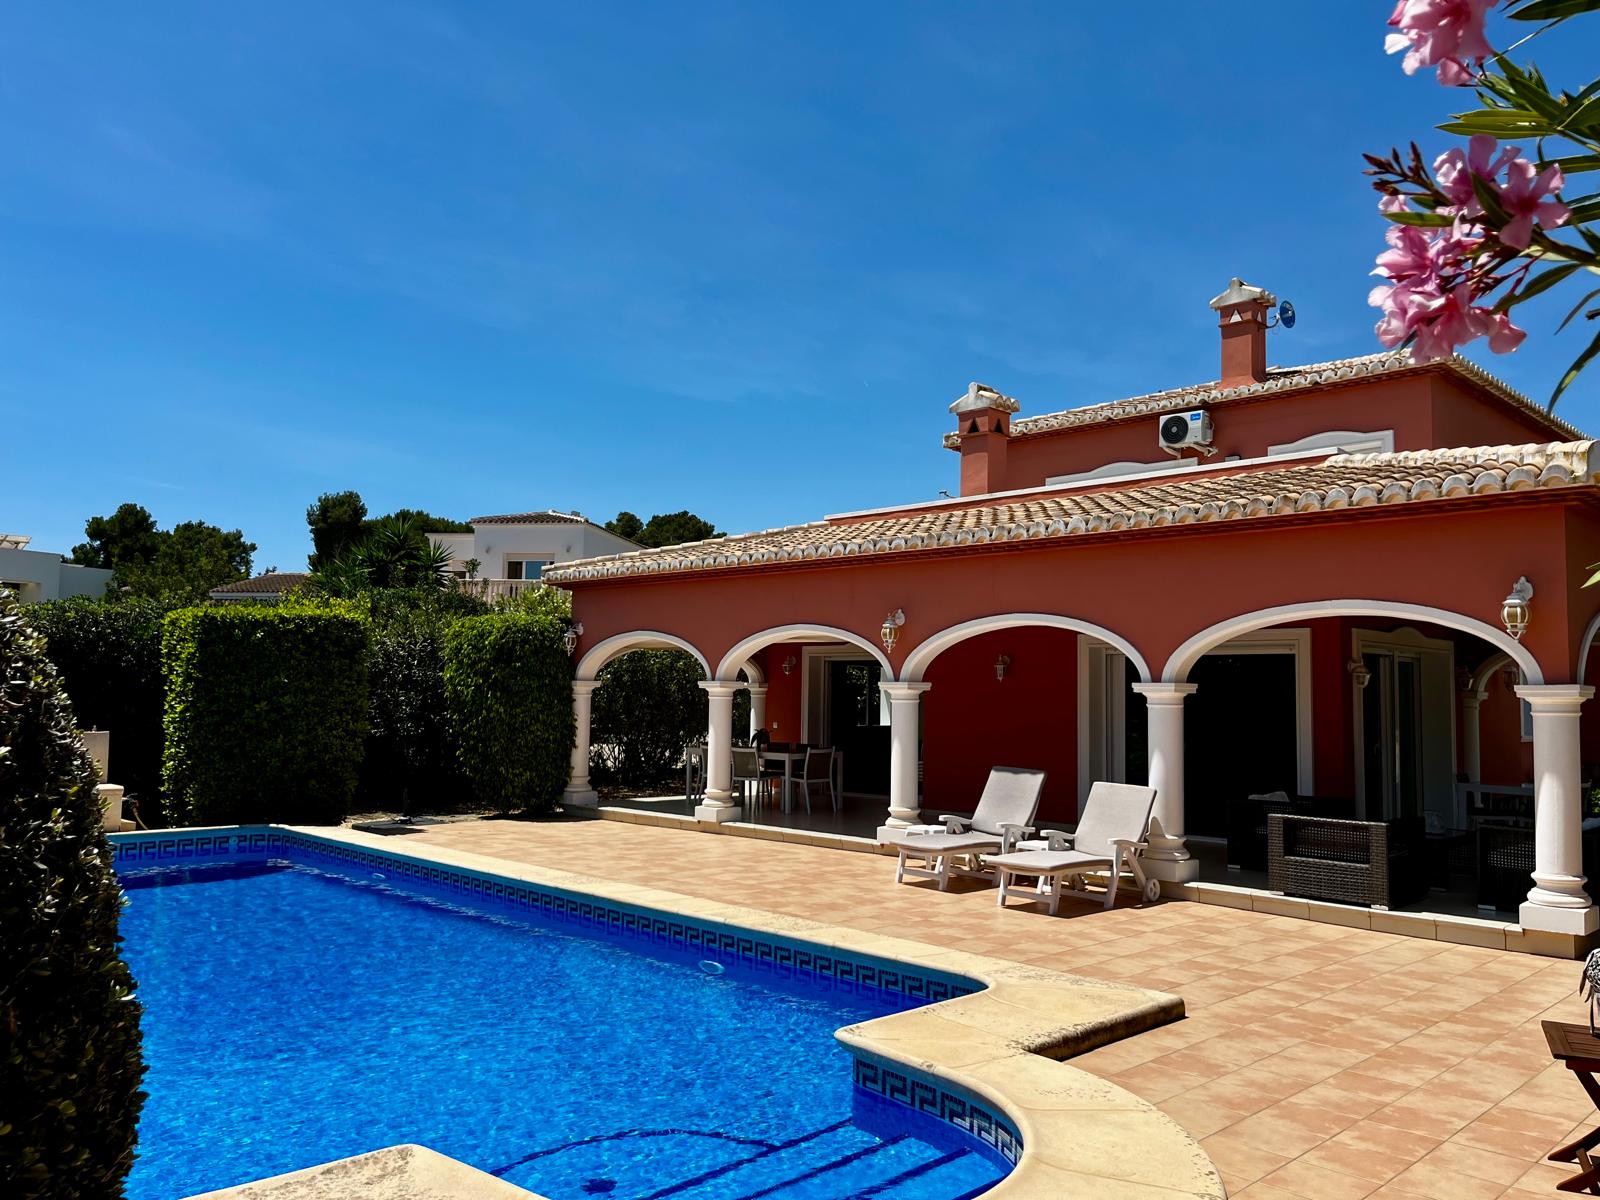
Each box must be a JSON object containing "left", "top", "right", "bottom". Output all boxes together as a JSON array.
[{"left": 116, "top": 852, "right": 1010, "bottom": 1200}]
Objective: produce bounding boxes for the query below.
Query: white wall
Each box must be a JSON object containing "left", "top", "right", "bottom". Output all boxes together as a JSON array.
[
  {"left": 430, "top": 520, "right": 638, "bottom": 579},
  {"left": 0, "top": 547, "right": 114, "bottom": 602}
]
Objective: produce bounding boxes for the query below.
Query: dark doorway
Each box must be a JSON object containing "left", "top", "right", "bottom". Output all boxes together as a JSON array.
[
  {"left": 827, "top": 660, "right": 889, "bottom": 795},
  {"left": 1185, "top": 653, "right": 1298, "bottom": 837}
]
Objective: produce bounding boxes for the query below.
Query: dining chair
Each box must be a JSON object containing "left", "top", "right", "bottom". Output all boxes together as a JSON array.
[
  {"left": 731, "top": 746, "right": 766, "bottom": 808},
  {"left": 796, "top": 747, "right": 836, "bottom": 815}
]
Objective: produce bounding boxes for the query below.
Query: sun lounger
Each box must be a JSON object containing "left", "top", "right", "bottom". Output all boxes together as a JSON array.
[
  {"left": 884, "top": 766, "right": 1045, "bottom": 890},
  {"left": 986, "top": 781, "right": 1161, "bottom": 912}
]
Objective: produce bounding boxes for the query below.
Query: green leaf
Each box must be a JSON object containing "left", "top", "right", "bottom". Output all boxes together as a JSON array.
[
  {"left": 1499, "top": 262, "right": 1582, "bottom": 311},
  {"left": 1543, "top": 154, "right": 1600, "bottom": 174},
  {"left": 1386, "top": 210, "right": 1456, "bottom": 228},
  {"left": 1550, "top": 327, "right": 1600, "bottom": 411},
  {"left": 1506, "top": 0, "right": 1600, "bottom": 18},
  {"left": 1558, "top": 286, "right": 1600, "bottom": 332}
]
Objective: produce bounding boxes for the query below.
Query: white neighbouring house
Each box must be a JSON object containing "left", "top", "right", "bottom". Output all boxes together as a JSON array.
[
  {"left": 0, "top": 534, "right": 114, "bottom": 602},
  {"left": 429, "top": 511, "right": 640, "bottom": 598}
]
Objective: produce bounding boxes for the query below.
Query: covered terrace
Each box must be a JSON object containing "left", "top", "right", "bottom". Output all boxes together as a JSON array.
[{"left": 548, "top": 440, "right": 1600, "bottom": 955}]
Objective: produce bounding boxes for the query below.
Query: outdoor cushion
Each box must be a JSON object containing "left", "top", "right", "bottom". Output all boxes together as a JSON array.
[
  {"left": 985, "top": 847, "right": 1112, "bottom": 873},
  {"left": 882, "top": 829, "right": 1004, "bottom": 853}
]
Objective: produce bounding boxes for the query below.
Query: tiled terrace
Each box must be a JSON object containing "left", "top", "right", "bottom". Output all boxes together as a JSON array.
[{"left": 413, "top": 817, "right": 1597, "bottom": 1199}]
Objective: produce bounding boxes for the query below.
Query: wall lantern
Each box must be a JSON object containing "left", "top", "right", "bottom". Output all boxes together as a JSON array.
[
  {"left": 782, "top": 655, "right": 796, "bottom": 676},
  {"left": 1501, "top": 576, "right": 1533, "bottom": 641},
  {"left": 994, "top": 654, "right": 1011, "bottom": 681},
  {"left": 1348, "top": 658, "right": 1371, "bottom": 690},
  {"left": 562, "top": 621, "right": 584, "bottom": 656},
  {"left": 880, "top": 609, "right": 906, "bottom": 654}
]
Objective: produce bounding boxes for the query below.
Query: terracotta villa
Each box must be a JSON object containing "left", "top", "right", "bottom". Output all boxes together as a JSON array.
[{"left": 546, "top": 280, "right": 1600, "bottom": 957}]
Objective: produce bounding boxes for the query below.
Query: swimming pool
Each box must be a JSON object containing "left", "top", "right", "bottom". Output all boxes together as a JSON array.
[{"left": 113, "top": 831, "right": 1013, "bottom": 1200}]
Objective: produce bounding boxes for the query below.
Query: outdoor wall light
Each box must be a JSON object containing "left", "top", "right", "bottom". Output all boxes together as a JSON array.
[
  {"left": 1348, "top": 659, "right": 1372, "bottom": 690},
  {"left": 995, "top": 654, "right": 1011, "bottom": 681},
  {"left": 562, "top": 621, "right": 583, "bottom": 656},
  {"left": 1501, "top": 576, "right": 1533, "bottom": 641},
  {"left": 782, "top": 655, "right": 796, "bottom": 676},
  {"left": 880, "top": 609, "right": 906, "bottom": 654}
]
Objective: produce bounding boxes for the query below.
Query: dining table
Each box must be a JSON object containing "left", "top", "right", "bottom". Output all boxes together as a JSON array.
[{"left": 759, "top": 746, "right": 842, "bottom": 813}]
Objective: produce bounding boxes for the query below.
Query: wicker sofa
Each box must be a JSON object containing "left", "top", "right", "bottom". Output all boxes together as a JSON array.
[{"left": 1267, "top": 813, "right": 1427, "bottom": 909}]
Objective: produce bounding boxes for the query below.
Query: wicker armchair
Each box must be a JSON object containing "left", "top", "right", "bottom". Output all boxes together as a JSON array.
[
  {"left": 1477, "top": 822, "right": 1534, "bottom": 913},
  {"left": 1268, "top": 814, "right": 1426, "bottom": 909}
]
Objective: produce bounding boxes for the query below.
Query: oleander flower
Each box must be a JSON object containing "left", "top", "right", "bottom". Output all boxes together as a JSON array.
[
  {"left": 1434, "top": 135, "right": 1520, "bottom": 213},
  {"left": 1497, "top": 157, "right": 1571, "bottom": 250},
  {"left": 1386, "top": 0, "right": 1497, "bottom": 86},
  {"left": 1378, "top": 193, "right": 1412, "bottom": 214}
]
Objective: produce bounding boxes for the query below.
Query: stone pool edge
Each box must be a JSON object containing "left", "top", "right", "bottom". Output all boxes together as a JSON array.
[{"left": 115, "top": 824, "right": 1224, "bottom": 1200}]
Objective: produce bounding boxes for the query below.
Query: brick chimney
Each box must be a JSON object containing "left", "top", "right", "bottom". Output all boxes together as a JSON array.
[
  {"left": 1208, "top": 278, "right": 1276, "bottom": 388},
  {"left": 950, "top": 382, "right": 1018, "bottom": 496}
]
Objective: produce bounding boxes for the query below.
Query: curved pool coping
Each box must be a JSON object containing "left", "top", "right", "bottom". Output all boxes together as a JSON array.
[{"left": 114, "top": 824, "right": 1224, "bottom": 1200}]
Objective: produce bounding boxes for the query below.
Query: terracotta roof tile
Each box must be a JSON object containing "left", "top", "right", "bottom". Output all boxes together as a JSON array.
[
  {"left": 207, "top": 572, "right": 309, "bottom": 596},
  {"left": 940, "top": 352, "right": 1585, "bottom": 448},
  {"left": 544, "top": 441, "right": 1597, "bottom": 583},
  {"left": 469, "top": 510, "right": 592, "bottom": 526}
]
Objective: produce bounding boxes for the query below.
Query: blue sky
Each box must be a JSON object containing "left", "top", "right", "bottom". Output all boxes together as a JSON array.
[{"left": 4, "top": 3, "right": 1595, "bottom": 571}]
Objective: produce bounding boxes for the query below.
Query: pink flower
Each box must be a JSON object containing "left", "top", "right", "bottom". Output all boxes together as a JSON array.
[
  {"left": 1497, "top": 158, "right": 1570, "bottom": 249},
  {"left": 1434, "top": 135, "right": 1519, "bottom": 214},
  {"left": 1430, "top": 136, "right": 1570, "bottom": 248},
  {"left": 1371, "top": 278, "right": 1525, "bottom": 362},
  {"left": 1378, "top": 193, "right": 1411, "bottom": 214},
  {"left": 1386, "top": 0, "right": 1497, "bottom": 86}
]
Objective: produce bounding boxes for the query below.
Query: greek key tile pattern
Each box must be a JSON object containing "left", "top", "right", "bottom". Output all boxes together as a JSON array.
[
  {"left": 853, "top": 1058, "right": 1023, "bottom": 1165},
  {"left": 109, "top": 828, "right": 976, "bottom": 1006}
]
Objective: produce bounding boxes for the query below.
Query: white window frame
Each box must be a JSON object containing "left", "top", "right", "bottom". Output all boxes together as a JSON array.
[
  {"left": 1047, "top": 458, "right": 1201, "bottom": 488},
  {"left": 504, "top": 557, "right": 554, "bottom": 581}
]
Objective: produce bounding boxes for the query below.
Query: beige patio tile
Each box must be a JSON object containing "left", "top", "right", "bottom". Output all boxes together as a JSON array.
[{"left": 401, "top": 817, "right": 1594, "bottom": 1200}]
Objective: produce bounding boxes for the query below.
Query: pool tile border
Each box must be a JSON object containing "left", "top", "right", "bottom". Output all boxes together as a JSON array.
[{"left": 115, "top": 825, "right": 1222, "bottom": 1199}]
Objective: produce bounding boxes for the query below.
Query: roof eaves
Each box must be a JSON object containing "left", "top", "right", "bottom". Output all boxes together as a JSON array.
[{"left": 545, "top": 440, "right": 1596, "bottom": 584}]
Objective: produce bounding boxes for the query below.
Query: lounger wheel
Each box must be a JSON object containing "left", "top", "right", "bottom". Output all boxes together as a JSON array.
[{"left": 1143, "top": 878, "right": 1161, "bottom": 903}]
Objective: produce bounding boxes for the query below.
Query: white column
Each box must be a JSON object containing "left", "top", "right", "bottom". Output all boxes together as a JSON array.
[
  {"left": 695, "top": 681, "right": 742, "bottom": 823},
  {"left": 1131, "top": 682, "right": 1199, "bottom": 883},
  {"left": 1515, "top": 684, "right": 1598, "bottom": 935},
  {"left": 1461, "top": 690, "right": 1484, "bottom": 783},
  {"left": 878, "top": 681, "right": 931, "bottom": 839},
  {"left": 748, "top": 686, "right": 768, "bottom": 741},
  {"left": 562, "top": 680, "right": 600, "bottom": 808}
]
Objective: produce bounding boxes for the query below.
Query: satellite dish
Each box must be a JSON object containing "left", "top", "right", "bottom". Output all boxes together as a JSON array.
[{"left": 1277, "top": 300, "right": 1296, "bottom": 329}]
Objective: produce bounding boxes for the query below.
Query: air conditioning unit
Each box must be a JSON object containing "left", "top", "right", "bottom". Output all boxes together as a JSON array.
[{"left": 1159, "top": 410, "right": 1214, "bottom": 454}]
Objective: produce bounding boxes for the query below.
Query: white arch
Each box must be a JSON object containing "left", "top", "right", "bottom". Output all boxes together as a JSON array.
[
  {"left": 576, "top": 630, "right": 711, "bottom": 682},
  {"left": 1470, "top": 650, "right": 1515, "bottom": 697},
  {"left": 714, "top": 624, "right": 892, "bottom": 682},
  {"left": 737, "top": 659, "right": 766, "bottom": 686},
  {"left": 900, "top": 613, "right": 1152, "bottom": 683},
  {"left": 1579, "top": 610, "right": 1600, "bottom": 682},
  {"left": 1162, "top": 600, "right": 1543, "bottom": 684}
]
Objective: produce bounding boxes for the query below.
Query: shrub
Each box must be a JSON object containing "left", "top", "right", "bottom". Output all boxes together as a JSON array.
[
  {"left": 362, "top": 628, "right": 466, "bottom": 813},
  {"left": 162, "top": 600, "right": 370, "bottom": 825},
  {"left": 443, "top": 613, "right": 572, "bottom": 811},
  {"left": 590, "top": 650, "right": 709, "bottom": 788},
  {"left": 0, "top": 593, "right": 146, "bottom": 1197},
  {"left": 25, "top": 597, "right": 169, "bottom": 821}
]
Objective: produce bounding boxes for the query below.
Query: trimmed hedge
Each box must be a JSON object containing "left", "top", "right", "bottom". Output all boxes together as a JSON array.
[
  {"left": 25, "top": 597, "right": 168, "bottom": 821},
  {"left": 590, "top": 649, "right": 709, "bottom": 788},
  {"left": 0, "top": 593, "right": 146, "bottom": 1198},
  {"left": 162, "top": 601, "right": 370, "bottom": 825},
  {"left": 443, "top": 613, "right": 572, "bottom": 812}
]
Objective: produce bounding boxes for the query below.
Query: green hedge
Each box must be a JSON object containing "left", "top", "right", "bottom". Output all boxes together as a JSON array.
[
  {"left": 161, "top": 601, "right": 370, "bottom": 825},
  {"left": 443, "top": 612, "right": 572, "bottom": 812},
  {"left": 25, "top": 597, "right": 169, "bottom": 821},
  {"left": 590, "top": 650, "right": 709, "bottom": 788},
  {"left": 0, "top": 594, "right": 146, "bottom": 1198}
]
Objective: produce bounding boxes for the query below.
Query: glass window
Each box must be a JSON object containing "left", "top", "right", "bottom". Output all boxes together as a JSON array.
[{"left": 505, "top": 558, "right": 552, "bottom": 581}]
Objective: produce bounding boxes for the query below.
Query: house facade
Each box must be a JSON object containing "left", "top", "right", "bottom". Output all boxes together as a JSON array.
[
  {"left": 429, "top": 511, "right": 640, "bottom": 598},
  {"left": 546, "top": 280, "right": 1600, "bottom": 955},
  {"left": 0, "top": 534, "right": 114, "bottom": 602}
]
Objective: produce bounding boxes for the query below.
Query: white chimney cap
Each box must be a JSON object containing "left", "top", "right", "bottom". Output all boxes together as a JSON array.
[
  {"left": 1209, "top": 278, "right": 1277, "bottom": 310},
  {"left": 949, "top": 382, "right": 1020, "bottom": 415}
]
